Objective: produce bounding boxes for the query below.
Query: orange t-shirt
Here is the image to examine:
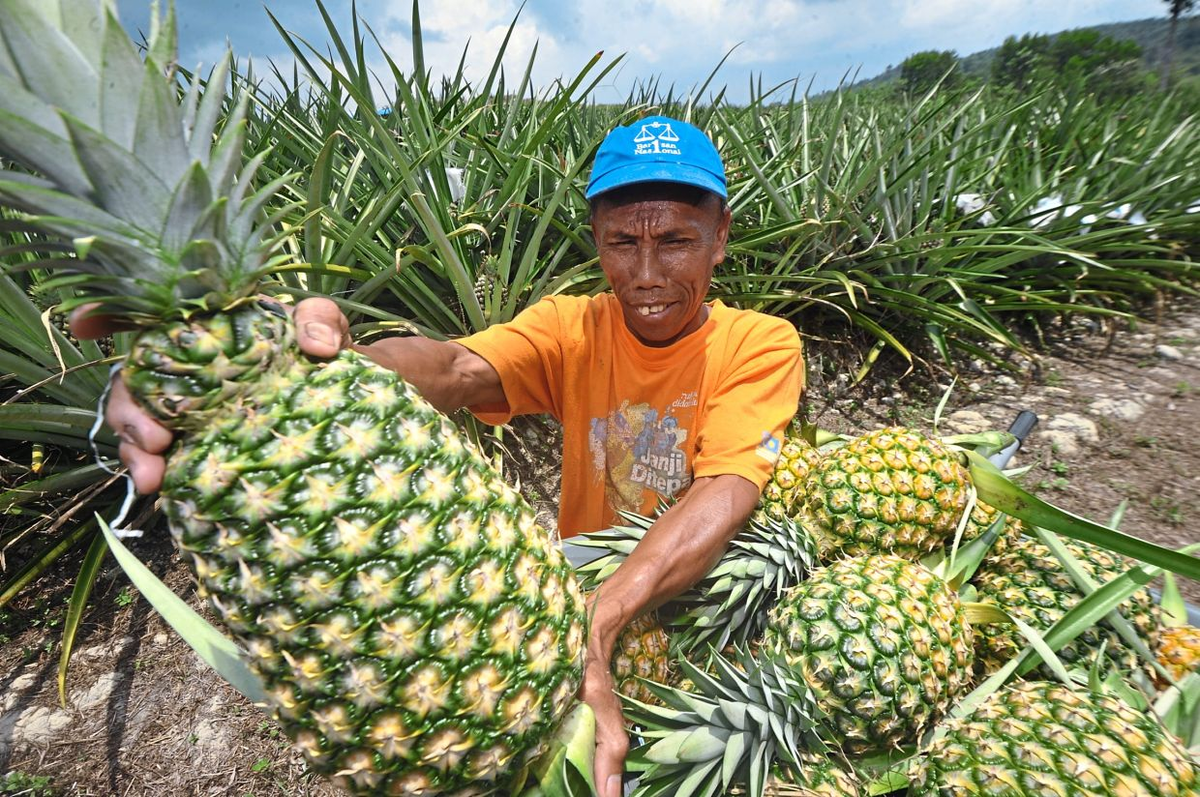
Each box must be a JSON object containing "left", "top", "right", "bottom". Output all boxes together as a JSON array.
[{"left": 458, "top": 294, "right": 804, "bottom": 537}]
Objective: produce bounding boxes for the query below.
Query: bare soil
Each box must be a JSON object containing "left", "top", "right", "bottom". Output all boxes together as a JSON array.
[{"left": 1, "top": 303, "right": 1197, "bottom": 796}]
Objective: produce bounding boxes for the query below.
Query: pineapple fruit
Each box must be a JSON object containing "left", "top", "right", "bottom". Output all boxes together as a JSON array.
[
  {"left": 909, "top": 681, "right": 1197, "bottom": 795},
  {"left": 0, "top": 4, "right": 585, "bottom": 794},
  {"left": 610, "top": 608, "right": 673, "bottom": 704},
  {"left": 971, "top": 536, "right": 1160, "bottom": 680},
  {"left": 1154, "top": 571, "right": 1200, "bottom": 685},
  {"left": 760, "top": 431, "right": 823, "bottom": 521},
  {"left": 797, "top": 427, "right": 969, "bottom": 562},
  {"left": 762, "top": 554, "right": 973, "bottom": 756},
  {"left": 764, "top": 755, "right": 863, "bottom": 796},
  {"left": 954, "top": 497, "right": 1024, "bottom": 556},
  {"left": 1157, "top": 625, "right": 1200, "bottom": 682}
]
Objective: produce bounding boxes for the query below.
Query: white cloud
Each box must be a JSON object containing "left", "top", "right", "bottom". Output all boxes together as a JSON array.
[
  {"left": 370, "top": 1, "right": 574, "bottom": 94},
  {"left": 155, "top": 0, "right": 1169, "bottom": 104}
]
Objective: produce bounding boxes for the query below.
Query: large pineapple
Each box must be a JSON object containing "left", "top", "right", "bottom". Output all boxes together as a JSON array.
[
  {"left": 760, "top": 431, "right": 823, "bottom": 521},
  {"left": 797, "top": 428, "right": 969, "bottom": 562},
  {"left": 762, "top": 555, "right": 973, "bottom": 756},
  {"left": 909, "top": 681, "right": 1197, "bottom": 796},
  {"left": 971, "top": 535, "right": 1159, "bottom": 680},
  {"left": 0, "top": 4, "right": 585, "bottom": 794}
]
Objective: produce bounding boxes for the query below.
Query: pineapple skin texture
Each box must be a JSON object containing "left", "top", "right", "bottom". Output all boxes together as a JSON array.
[
  {"left": 909, "top": 681, "right": 1197, "bottom": 796},
  {"left": 1156, "top": 625, "right": 1200, "bottom": 683},
  {"left": 611, "top": 609, "right": 673, "bottom": 705},
  {"left": 763, "top": 555, "right": 973, "bottom": 757},
  {"left": 129, "top": 306, "right": 587, "bottom": 795},
  {"left": 769, "top": 754, "right": 863, "bottom": 796},
  {"left": 971, "top": 536, "right": 1160, "bottom": 681},
  {"left": 760, "top": 435, "right": 824, "bottom": 521},
  {"left": 799, "top": 428, "right": 969, "bottom": 562},
  {"left": 954, "top": 498, "right": 1024, "bottom": 557}
]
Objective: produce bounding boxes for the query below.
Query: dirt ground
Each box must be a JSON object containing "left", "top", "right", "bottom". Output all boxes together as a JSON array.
[{"left": 1, "top": 302, "right": 1198, "bottom": 796}]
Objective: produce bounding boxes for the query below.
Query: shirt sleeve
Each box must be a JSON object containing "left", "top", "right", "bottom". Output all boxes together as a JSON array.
[
  {"left": 692, "top": 317, "right": 804, "bottom": 489},
  {"left": 456, "top": 297, "right": 566, "bottom": 424}
]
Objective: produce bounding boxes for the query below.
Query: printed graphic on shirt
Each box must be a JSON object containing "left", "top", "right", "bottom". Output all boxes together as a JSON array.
[
  {"left": 588, "top": 398, "right": 695, "bottom": 514},
  {"left": 756, "top": 431, "right": 782, "bottom": 463}
]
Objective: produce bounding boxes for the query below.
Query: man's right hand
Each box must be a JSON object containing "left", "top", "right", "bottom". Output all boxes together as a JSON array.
[{"left": 71, "top": 297, "right": 355, "bottom": 494}]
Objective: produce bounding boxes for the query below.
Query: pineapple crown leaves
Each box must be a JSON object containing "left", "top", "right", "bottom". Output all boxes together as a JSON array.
[
  {"left": 574, "top": 510, "right": 817, "bottom": 655},
  {"left": 623, "top": 649, "right": 832, "bottom": 797},
  {"left": 670, "top": 513, "right": 817, "bottom": 655},
  {"left": 0, "top": 0, "right": 295, "bottom": 324}
]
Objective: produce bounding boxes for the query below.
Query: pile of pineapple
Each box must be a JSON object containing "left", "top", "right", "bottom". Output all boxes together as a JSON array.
[
  {"left": 591, "top": 426, "right": 1200, "bottom": 796},
  {"left": 1, "top": 3, "right": 1198, "bottom": 796}
]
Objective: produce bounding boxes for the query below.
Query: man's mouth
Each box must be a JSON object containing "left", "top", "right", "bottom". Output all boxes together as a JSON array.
[{"left": 636, "top": 303, "right": 668, "bottom": 316}]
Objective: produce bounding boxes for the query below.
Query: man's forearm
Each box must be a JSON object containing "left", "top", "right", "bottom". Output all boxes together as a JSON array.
[
  {"left": 353, "top": 337, "right": 504, "bottom": 414},
  {"left": 586, "top": 474, "right": 761, "bottom": 654}
]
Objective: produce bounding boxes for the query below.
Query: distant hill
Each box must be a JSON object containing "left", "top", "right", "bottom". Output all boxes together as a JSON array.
[{"left": 857, "top": 16, "right": 1200, "bottom": 88}]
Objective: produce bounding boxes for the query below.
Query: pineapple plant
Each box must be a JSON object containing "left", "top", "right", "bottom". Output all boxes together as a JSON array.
[
  {"left": 797, "top": 427, "right": 970, "bottom": 562},
  {"left": 971, "top": 535, "right": 1160, "bottom": 680},
  {"left": 0, "top": 3, "right": 585, "bottom": 794},
  {"left": 27, "top": 278, "right": 116, "bottom": 357},
  {"left": 909, "top": 681, "right": 1197, "bottom": 795},
  {"left": 762, "top": 554, "right": 973, "bottom": 757}
]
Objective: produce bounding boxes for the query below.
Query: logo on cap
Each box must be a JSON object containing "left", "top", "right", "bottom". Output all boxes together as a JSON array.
[{"left": 633, "top": 122, "right": 681, "bottom": 156}]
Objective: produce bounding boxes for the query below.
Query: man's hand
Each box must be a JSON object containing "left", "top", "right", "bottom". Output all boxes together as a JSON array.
[
  {"left": 70, "top": 298, "right": 354, "bottom": 493},
  {"left": 579, "top": 650, "right": 629, "bottom": 797},
  {"left": 576, "top": 475, "right": 762, "bottom": 795}
]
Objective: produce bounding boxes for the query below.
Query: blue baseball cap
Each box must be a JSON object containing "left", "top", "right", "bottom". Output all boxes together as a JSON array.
[{"left": 585, "top": 115, "right": 727, "bottom": 200}]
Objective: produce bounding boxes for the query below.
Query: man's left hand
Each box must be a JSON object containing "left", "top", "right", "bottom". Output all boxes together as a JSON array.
[{"left": 579, "top": 652, "right": 628, "bottom": 797}]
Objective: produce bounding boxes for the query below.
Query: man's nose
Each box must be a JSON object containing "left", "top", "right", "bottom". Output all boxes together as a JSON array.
[{"left": 630, "top": 246, "right": 666, "bottom": 289}]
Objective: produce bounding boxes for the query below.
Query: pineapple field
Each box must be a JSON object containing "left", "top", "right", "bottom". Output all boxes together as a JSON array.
[{"left": 2, "top": 1, "right": 1200, "bottom": 796}]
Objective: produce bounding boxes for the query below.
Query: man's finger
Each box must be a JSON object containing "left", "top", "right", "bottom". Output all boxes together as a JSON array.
[
  {"left": 594, "top": 746, "right": 626, "bottom": 797},
  {"left": 69, "top": 303, "right": 135, "bottom": 340},
  {"left": 105, "top": 378, "right": 174, "bottom": 456},
  {"left": 119, "top": 441, "right": 166, "bottom": 494},
  {"left": 293, "top": 297, "right": 351, "bottom": 358}
]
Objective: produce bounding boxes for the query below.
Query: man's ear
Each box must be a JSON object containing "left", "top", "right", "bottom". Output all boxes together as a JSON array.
[{"left": 713, "top": 204, "right": 732, "bottom": 264}]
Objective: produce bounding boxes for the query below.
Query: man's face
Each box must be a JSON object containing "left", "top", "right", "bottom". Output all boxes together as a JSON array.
[{"left": 592, "top": 185, "right": 731, "bottom": 347}]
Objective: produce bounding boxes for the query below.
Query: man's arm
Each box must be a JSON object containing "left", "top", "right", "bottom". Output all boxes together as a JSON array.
[
  {"left": 582, "top": 472, "right": 762, "bottom": 797},
  {"left": 353, "top": 336, "right": 504, "bottom": 414},
  {"left": 292, "top": 298, "right": 506, "bottom": 414}
]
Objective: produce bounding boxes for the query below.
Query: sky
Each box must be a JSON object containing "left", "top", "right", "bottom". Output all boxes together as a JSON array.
[{"left": 117, "top": 0, "right": 1170, "bottom": 103}]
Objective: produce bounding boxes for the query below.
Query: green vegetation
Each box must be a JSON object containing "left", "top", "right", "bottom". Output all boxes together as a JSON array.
[
  {"left": 861, "top": 15, "right": 1200, "bottom": 92},
  {"left": 992, "top": 30, "right": 1144, "bottom": 96},
  {"left": 0, "top": 3, "right": 1196, "bottom": 782},
  {"left": 900, "top": 49, "right": 961, "bottom": 94},
  {"left": 0, "top": 771, "right": 57, "bottom": 797}
]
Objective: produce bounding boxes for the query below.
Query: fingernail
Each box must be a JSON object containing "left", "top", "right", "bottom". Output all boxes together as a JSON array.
[
  {"left": 607, "top": 774, "right": 622, "bottom": 797},
  {"left": 304, "top": 322, "right": 334, "bottom": 346}
]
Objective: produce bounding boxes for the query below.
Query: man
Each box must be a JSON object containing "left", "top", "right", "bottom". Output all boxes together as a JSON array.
[{"left": 80, "top": 115, "right": 804, "bottom": 797}]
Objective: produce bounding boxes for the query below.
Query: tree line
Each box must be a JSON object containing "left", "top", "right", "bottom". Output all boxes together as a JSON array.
[{"left": 899, "top": 1, "right": 1196, "bottom": 98}]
